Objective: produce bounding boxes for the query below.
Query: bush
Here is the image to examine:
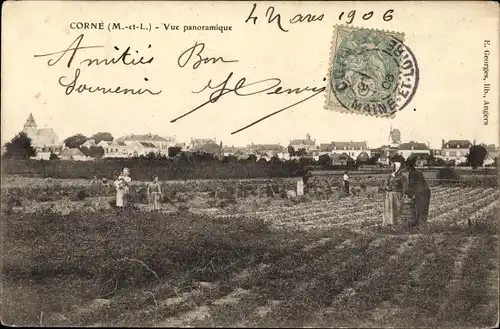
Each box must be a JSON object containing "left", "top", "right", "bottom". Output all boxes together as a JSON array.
[{"left": 437, "top": 167, "right": 460, "bottom": 181}]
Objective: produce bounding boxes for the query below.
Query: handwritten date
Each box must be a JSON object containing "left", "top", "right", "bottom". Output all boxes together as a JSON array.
[{"left": 245, "top": 3, "right": 394, "bottom": 32}]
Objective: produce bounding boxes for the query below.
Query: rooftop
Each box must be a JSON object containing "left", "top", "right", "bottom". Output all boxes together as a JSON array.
[
  {"left": 59, "top": 148, "right": 86, "bottom": 157},
  {"left": 117, "top": 134, "right": 168, "bottom": 142}
]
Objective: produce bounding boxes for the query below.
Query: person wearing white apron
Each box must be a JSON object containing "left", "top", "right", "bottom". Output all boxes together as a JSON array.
[{"left": 114, "top": 168, "right": 131, "bottom": 207}]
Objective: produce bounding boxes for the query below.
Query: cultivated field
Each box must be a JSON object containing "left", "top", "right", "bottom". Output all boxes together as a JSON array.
[{"left": 1, "top": 175, "right": 499, "bottom": 327}]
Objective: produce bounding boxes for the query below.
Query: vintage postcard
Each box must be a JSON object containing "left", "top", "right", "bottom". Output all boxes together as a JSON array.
[{"left": 1, "top": 1, "right": 499, "bottom": 327}]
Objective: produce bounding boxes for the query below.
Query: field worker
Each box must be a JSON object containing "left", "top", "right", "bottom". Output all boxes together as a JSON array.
[
  {"left": 342, "top": 171, "right": 350, "bottom": 195},
  {"left": 114, "top": 168, "right": 131, "bottom": 208},
  {"left": 383, "top": 161, "right": 407, "bottom": 227},
  {"left": 406, "top": 155, "right": 431, "bottom": 226},
  {"left": 147, "top": 176, "right": 162, "bottom": 211}
]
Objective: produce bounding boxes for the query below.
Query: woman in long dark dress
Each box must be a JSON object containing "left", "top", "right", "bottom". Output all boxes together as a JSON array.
[
  {"left": 406, "top": 157, "right": 431, "bottom": 226},
  {"left": 383, "top": 161, "right": 407, "bottom": 226}
]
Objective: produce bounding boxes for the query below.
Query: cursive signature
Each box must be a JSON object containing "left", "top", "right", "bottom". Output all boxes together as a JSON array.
[
  {"left": 170, "top": 72, "right": 325, "bottom": 134},
  {"left": 177, "top": 41, "right": 238, "bottom": 69}
]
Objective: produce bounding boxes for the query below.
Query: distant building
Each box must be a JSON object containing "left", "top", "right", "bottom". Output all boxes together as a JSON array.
[
  {"left": 441, "top": 139, "right": 473, "bottom": 164},
  {"left": 289, "top": 133, "right": 316, "bottom": 152},
  {"left": 116, "top": 134, "right": 174, "bottom": 153},
  {"left": 483, "top": 143, "right": 498, "bottom": 159},
  {"left": 190, "top": 138, "right": 216, "bottom": 149},
  {"left": 81, "top": 139, "right": 98, "bottom": 148},
  {"left": 248, "top": 143, "right": 287, "bottom": 160},
  {"left": 397, "top": 141, "right": 431, "bottom": 159},
  {"left": 58, "top": 148, "right": 91, "bottom": 161},
  {"left": 23, "top": 113, "right": 64, "bottom": 157},
  {"left": 97, "top": 140, "right": 110, "bottom": 149},
  {"left": 125, "top": 141, "right": 159, "bottom": 157},
  {"left": 323, "top": 141, "right": 371, "bottom": 159},
  {"left": 102, "top": 140, "right": 128, "bottom": 158},
  {"left": 191, "top": 141, "right": 222, "bottom": 159},
  {"left": 319, "top": 143, "right": 335, "bottom": 154},
  {"left": 222, "top": 146, "right": 252, "bottom": 159}
]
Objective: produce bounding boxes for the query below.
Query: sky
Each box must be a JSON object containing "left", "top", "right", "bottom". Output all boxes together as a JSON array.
[{"left": 2, "top": 1, "right": 499, "bottom": 150}]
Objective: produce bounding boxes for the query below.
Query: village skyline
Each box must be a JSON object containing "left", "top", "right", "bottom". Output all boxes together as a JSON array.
[
  {"left": 2, "top": 112, "right": 497, "bottom": 167},
  {"left": 1, "top": 111, "right": 498, "bottom": 152}
]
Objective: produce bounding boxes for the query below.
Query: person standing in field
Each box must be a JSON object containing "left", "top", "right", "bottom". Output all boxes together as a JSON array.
[
  {"left": 406, "top": 156, "right": 431, "bottom": 226},
  {"left": 342, "top": 171, "right": 350, "bottom": 195},
  {"left": 383, "top": 161, "right": 407, "bottom": 226},
  {"left": 114, "top": 168, "right": 131, "bottom": 208},
  {"left": 147, "top": 176, "right": 162, "bottom": 211}
]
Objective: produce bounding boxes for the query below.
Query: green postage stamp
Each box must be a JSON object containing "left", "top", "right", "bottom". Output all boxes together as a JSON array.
[{"left": 325, "top": 25, "right": 419, "bottom": 118}]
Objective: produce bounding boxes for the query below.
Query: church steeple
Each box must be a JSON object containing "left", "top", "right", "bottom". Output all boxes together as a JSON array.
[
  {"left": 23, "top": 113, "right": 37, "bottom": 139},
  {"left": 24, "top": 113, "right": 37, "bottom": 127}
]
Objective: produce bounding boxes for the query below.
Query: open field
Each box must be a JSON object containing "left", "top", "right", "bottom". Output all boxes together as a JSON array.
[{"left": 1, "top": 176, "right": 499, "bottom": 327}]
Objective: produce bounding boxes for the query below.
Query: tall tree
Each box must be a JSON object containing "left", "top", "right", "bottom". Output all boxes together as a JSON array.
[
  {"left": 3, "top": 132, "right": 36, "bottom": 159},
  {"left": 287, "top": 145, "right": 296, "bottom": 156},
  {"left": 466, "top": 145, "right": 488, "bottom": 169},
  {"left": 64, "top": 134, "right": 87, "bottom": 148},
  {"left": 91, "top": 132, "right": 114, "bottom": 144}
]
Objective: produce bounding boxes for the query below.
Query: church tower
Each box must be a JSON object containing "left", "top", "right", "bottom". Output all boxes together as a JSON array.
[{"left": 23, "top": 113, "right": 37, "bottom": 139}]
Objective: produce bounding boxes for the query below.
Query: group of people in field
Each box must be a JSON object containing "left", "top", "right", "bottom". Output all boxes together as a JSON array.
[
  {"left": 112, "top": 154, "right": 431, "bottom": 228},
  {"left": 342, "top": 155, "right": 431, "bottom": 228},
  {"left": 112, "top": 168, "right": 163, "bottom": 211}
]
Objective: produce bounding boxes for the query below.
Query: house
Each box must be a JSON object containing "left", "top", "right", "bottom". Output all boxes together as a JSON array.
[
  {"left": 484, "top": 144, "right": 498, "bottom": 159},
  {"left": 356, "top": 151, "right": 371, "bottom": 163},
  {"left": 81, "top": 139, "right": 97, "bottom": 148},
  {"left": 103, "top": 140, "right": 128, "bottom": 158},
  {"left": 289, "top": 133, "right": 316, "bottom": 152},
  {"left": 248, "top": 144, "right": 287, "bottom": 160},
  {"left": 125, "top": 141, "right": 159, "bottom": 157},
  {"left": 97, "top": 140, "right": 110, "bottom": 149},
  {"left": 58, "top": 148, "right": 91, "bottom": 161},
  {"left": 116, "top": 134, "right": 174, "bottom": 151},
  {"left": 483, "top": 155, "right": 495, "bottom": 166},
  {"left": 190, "top": 138, "right": 216, "bottom": 149},
  {"left": 22, "top": 113, "right": 64, "bottom": 156},
  {"left": 191, "top": 141, "right": 222, "bottom": 159},
  {"left": 319, "top": 143, "right": 335, "bottom": 155},
  {"left": 222, "top": 145, "right": 252, "bottom": 159},
  {"left": 397, "top": 141, "right": 430, "bottom": 159},
  {"left": 323, "top": 141, "right": 371, "bottom": 159},
  {"left": 441, "top": 139, "right": 473, "bottom": 164}
]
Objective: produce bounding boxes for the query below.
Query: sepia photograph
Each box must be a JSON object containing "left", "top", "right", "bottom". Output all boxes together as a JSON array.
[{"left": 1, "top": 1, "right": 499, "bottom": 327}]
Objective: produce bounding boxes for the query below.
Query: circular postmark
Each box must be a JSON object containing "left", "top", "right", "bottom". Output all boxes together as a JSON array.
[{"left": 331, "top": 29, "right": 419, "bottom": 117}]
